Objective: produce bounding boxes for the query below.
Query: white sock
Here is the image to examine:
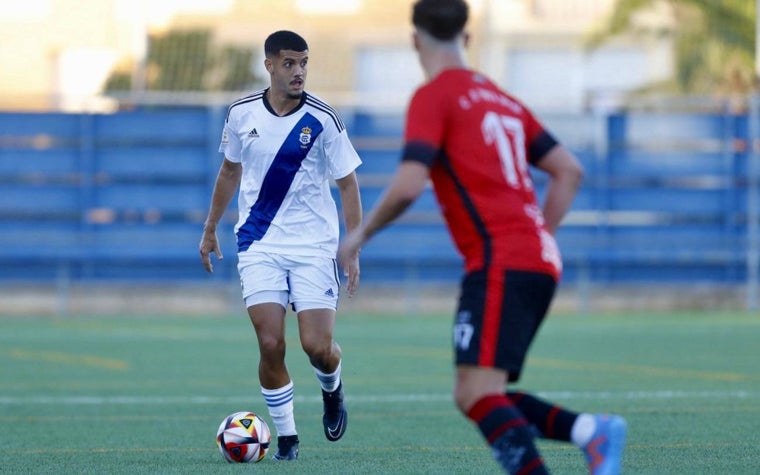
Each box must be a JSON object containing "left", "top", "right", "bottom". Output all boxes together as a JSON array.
[
  {"left": 314, "top": 360, "right": 341, "bottom": 393},
  {"left": 570, "top": 413, "right": 597, "bottom": 447},
  {"left": 261, "top": 381, "right": 297, "bottom": 437}
]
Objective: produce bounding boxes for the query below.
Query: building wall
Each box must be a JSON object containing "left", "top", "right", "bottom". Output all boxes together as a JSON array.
[
  {"left": 0, "top": 0, "right": 136, "bottom": 110},
  {"left": 0, "top": 0, "right": 672, "bottom": 113}
]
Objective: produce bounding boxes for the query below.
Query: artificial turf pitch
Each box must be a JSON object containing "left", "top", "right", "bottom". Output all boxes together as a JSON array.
[{"left": 1, "top": 310, "right": 758, "bottom": 474}]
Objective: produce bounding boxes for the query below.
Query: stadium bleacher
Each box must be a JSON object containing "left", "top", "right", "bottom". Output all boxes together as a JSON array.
[{"left": 0, "top": 107, "right": 755, "bottom": 291}]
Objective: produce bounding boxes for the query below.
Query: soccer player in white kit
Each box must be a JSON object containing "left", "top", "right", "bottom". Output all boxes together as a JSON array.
[{"left": 199, "top": 30, "right": 362, "bottom": 461}]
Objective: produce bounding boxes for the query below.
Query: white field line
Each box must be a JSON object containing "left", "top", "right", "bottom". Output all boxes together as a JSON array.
[{"left": 0, "top": 390, "right": 757, "bottom": 405}]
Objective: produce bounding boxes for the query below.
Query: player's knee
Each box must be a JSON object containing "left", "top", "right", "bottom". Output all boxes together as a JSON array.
[
  {"left": 301, "top": 338, "right": 335, "bottom": 367},
  {"left": 301, "top": 338, "right": 329, "bottom": 359},
  {"left": 453, "top": 381, "right": 492, "bottom": 415},
  {"left": 257, "top": 333, "right": 286, "bottom": 358},
  {"left": 453, "top": 385, "right": 473, "bottom": 414}
]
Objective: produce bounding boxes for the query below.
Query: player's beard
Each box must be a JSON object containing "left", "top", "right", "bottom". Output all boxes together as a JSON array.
[{"left": 287, "top": 78, "right": 304, "bottom": 99}]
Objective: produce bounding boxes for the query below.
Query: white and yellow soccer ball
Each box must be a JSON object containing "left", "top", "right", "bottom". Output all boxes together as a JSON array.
[{"left": 216, "top": 411, "right": 271, "bottom": 463}]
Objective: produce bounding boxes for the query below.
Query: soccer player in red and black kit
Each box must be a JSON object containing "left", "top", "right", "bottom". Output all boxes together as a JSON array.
[{"left": 339, "top": 1, "right": 627, "bottom": 474}]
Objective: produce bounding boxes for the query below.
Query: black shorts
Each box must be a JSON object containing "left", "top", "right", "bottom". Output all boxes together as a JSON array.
[{"left": 453, "top": 268, "right": 556, "bottom": 382}]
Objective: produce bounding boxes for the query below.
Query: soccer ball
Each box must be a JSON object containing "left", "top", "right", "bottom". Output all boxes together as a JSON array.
[{"left": 216, "top": 411, "right": 271, "bottom": 463}]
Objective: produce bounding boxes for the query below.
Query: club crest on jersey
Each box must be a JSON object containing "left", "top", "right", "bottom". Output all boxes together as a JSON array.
[{"left": 299, "top": 126, "right": 312, "bottom": 147}]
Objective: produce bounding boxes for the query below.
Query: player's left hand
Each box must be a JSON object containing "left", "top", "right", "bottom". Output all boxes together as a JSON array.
[
  {"left": 199, "top": 227, "right": 223, "bottom": 273},
  {"left": 344, "top": 254, "right": 360, "bottom": 298},
  {"left": 339, "top": 230, "right": 363, "bottom": 297}
]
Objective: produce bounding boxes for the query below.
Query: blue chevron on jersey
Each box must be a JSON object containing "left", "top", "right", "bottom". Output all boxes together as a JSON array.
[
  {"left": 219, "top": 88, "right": 361, "bottom": 259},
  {"left": 237, "top": 113, "right": 324, "bottom": 251}
]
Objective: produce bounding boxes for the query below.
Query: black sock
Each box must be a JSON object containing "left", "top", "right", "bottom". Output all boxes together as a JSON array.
[
  {"left": 467, "top": 394, "right": 550, "bottom": 475},
  {"left": 508, "top": 391, "right": 578, "bottom": 442}
]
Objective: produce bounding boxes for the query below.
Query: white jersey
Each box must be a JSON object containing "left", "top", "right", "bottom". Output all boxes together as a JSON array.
[{"left": 220, "top": 88, "right": 361, "bottom": 257}]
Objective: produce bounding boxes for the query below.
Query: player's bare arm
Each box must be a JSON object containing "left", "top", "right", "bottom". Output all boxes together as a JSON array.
[
  {"left": 335, "top": 171, "right": 362, "bottom": 296},
  {"left": 200, "top": 158, "right": 242, "bottom": 273},
  {"left": 535, "top": 145, "right": 583, "bottom": 235},
  {"left": 339, "top": 161, "right": 429, "bottom": 266}
]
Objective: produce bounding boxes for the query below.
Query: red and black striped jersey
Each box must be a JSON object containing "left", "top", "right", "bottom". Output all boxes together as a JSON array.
[{"left": 402, "top": 69, "right": 561, "bottom": 279}]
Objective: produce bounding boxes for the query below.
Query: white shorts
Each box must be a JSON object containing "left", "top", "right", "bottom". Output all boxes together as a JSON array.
[{"left": 237, "top": 251, "right": 341, "bottom": 312}]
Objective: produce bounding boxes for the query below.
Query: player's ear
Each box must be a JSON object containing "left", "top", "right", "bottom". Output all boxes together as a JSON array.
[
  {"left": 463, "top": 32, "right": 471, "bottom": 48},
  {"left": 264, "top": 57, "right": 273, "bottom": 74},
  {"left": 412, "top": 31, "right": 420, "bottom": 51}
]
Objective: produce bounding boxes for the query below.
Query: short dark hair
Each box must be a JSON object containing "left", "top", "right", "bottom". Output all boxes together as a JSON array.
[
  {"left": 412, "top": 0, "right": 468, "bottom": 41},
  {"left": 264, "top": 30, "right": 308, "bottom": 57}
]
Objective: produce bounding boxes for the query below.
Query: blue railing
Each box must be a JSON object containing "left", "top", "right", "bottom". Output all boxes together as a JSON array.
[{"left": 0, "top": 105, "right": 757, "bottom": 305}]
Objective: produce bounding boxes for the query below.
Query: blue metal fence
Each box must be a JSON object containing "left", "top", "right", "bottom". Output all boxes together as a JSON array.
[{"left": 0, "top": 105, "right": 757, "bottom": 302}]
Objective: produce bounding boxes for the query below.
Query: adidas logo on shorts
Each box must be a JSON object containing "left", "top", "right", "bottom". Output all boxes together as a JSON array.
[{"left": 324, "top": 288, "right": 334, "bottom": 297}]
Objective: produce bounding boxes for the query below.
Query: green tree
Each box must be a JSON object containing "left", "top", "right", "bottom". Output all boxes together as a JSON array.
[
  {"left": 104, "top": 28, "right": 258, "bottom": 93},
  {"left": 588, "top": 0, "right": 755, "bottom": 95},
  {"left": 217, "top": 45, "right": 257, "bottom": 91},
  {"left": 148, "top": 29, "right": 212, "bottom": 91}
]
